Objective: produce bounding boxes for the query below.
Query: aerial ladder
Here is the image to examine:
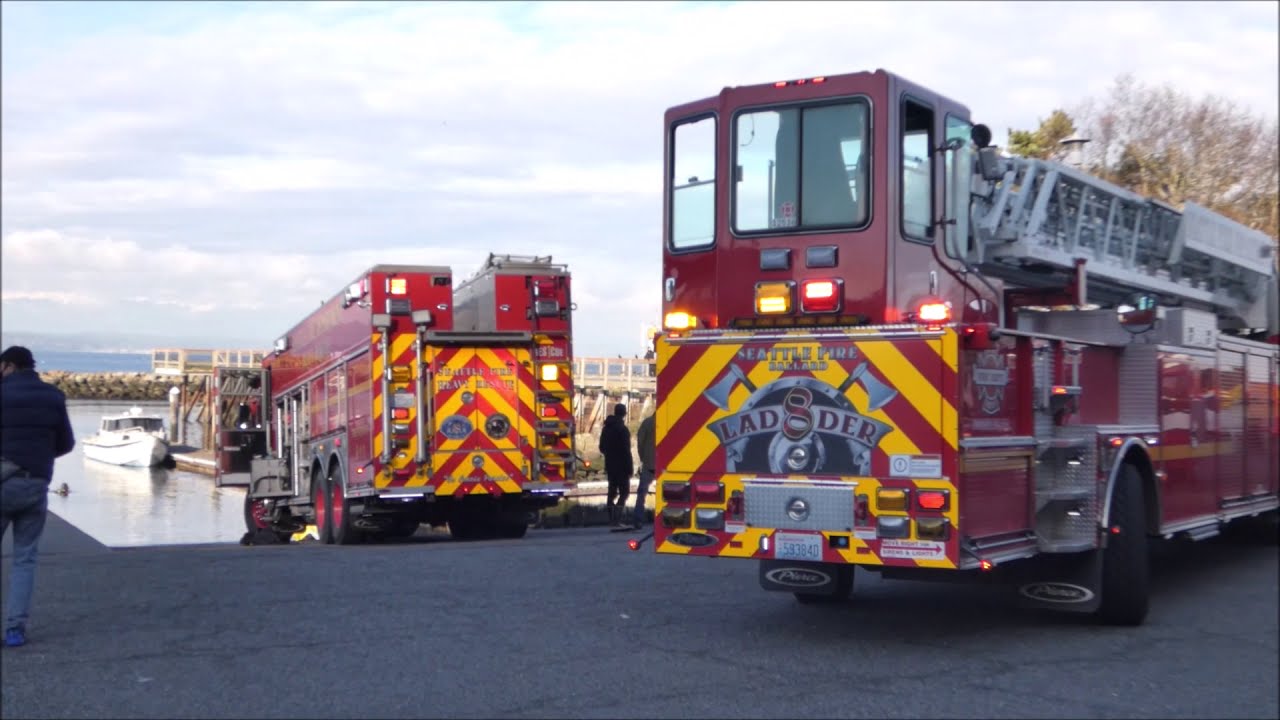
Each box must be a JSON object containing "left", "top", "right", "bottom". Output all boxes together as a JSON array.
[{"left": 957, "top": 150, "right": 1278, "bottom": 338}]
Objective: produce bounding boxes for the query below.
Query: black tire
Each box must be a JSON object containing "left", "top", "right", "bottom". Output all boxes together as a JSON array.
[
  {"left": 311, "top": 467, "right": 333, "bottom": 544},
  {"left": 449, "top": 516, "right": 479, "bottom": 541},
  {"left": 1096, "top": 464, "right": 1150, "bottom": 626},
  {"left": 243, "top": 494, "right": 292, "bottom": 542},
  {"left": 794, "top": 566, "right": 854, "bottom": 604},
  {"left": 328, "top": 464, "right": 361, "bottom": 546},
  {"left": 497, "top": 513, "right": 529, "bottom": 539},
  {"left": 388, "top": 518, "right": 420, "bottom": 539}
]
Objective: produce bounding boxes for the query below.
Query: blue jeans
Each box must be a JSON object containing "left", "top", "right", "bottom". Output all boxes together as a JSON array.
[
  {"left": 633, "top": 468, "right": 654, "bottom": 526},
  {"left": 1, "top": 476, "right": 49, "bottom": 633}
]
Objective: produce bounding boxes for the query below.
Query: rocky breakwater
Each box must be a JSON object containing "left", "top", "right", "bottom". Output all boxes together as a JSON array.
[{"left": 41, "top": 371, "right": 203, "bottom": 402}]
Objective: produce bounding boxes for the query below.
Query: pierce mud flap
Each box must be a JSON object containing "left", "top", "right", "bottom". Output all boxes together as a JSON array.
[
  {"left": 759, "top": 559, "right": 851, "bottom": 597},
  {"left": 1004, "top": 550, "right": 1103, "bottom": 614}
]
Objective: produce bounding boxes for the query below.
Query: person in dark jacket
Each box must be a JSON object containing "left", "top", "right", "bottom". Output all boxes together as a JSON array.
[
  {"left": 598, "top": 403, "right": 633, "bottom": 527},
  {"left": 633, "top": 411, "right": 656, "bottom": 528},
  {"left": 1, "top": 346, "right": 75, "bottom": 647}
]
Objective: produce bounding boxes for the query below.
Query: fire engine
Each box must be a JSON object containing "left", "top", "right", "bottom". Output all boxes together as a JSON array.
[
  {"left": 218, "top": 256, "right": 576, "bottom": 544},
  {"left": 647, "top": 68, "right": 1278, "bottom": 625}
]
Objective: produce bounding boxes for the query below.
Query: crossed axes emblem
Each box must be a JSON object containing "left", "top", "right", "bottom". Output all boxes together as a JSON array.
[{"left": 703, "top": 361, "right": 898, "bottom": 412}]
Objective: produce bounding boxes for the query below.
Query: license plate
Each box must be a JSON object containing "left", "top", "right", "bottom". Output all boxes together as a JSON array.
[{"left": 774, "top": 532, "right": 823, "bottom": 561}]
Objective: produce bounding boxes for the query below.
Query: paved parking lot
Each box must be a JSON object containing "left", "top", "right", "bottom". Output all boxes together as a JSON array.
[{"left": 2, "top": 514, "right": 1276, "bottom": 719}]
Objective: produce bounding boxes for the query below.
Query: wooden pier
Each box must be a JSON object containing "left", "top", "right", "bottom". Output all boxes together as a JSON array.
[{"left": 151, "top": 348, "right": 268, "bottom": 456}]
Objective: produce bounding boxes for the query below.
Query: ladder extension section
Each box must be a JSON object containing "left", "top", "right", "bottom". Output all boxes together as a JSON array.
[{"left": 969, "top": 157, "right": 1277, "bottom": 330}]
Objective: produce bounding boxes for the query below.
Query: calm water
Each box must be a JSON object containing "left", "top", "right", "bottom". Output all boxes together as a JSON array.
[
  {"left": 48, "top": 400, "right": 245, "bottom": 548},
  {"left": 34, "top": 351, "right": 152, "bottom": 373}
]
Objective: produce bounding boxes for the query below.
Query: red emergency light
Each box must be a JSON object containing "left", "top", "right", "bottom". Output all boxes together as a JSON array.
[{"left": 800, "top": 279, "right": 841, "bottom": 313}]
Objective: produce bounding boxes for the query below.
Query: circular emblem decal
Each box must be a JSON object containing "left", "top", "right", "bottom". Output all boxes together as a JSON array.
[
  {"left": 440, "top": 415, "right": 473, "bottom": 440},
  {"left": 484, "top": 413, "right": 511, "bottom": 439}
]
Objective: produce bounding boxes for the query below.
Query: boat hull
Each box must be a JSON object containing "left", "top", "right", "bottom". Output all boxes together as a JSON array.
[{"left": 83, "top": 434, "right": 170, "bottom": 468}]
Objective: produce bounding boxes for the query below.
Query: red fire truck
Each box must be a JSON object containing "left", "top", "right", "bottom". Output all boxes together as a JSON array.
[
  {"left": 648, "top": 68, "right": 1278, "bottom": 624},
  {"left": 218, "top": 257, "right": 576, "bottom": 544}
]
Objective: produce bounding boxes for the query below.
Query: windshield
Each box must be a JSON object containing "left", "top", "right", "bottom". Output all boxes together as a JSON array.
[
  {"left": 733, "top": 99, "right": 870, "bottom": 233},
  {"left": 105, "top": 417, "right": 164, "bottom": 432}
]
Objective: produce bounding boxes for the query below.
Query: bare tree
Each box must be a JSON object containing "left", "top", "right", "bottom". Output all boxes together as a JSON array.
[{"left": 1008, "top": 74, "right": 1279, "bottom": 241}]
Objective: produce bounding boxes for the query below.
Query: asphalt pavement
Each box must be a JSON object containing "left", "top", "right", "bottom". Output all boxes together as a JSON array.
[{"left": 1, "top": 513, "right": 1277, "bottom": 719}]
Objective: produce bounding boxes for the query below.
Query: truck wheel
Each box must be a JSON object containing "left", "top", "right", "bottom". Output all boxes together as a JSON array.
[
  {"left": 329, "top": 465, "right": 362, "bottom": 546},
  {"left": 449, "top": 516, "right": 480, "bottom": 541},
  {"left": 794, "top": 566, "right": 854, "bottom": 604},
  {"left": 1096, "top": 464, "right": 1149, "bottom": 626},
  {"left": 311, "top": 470, "right": 333, "bottom": 544},
  {"left": 497, "top": 512, "right": 529, "bottom": 539},
  {"left": 388, "top": 518, "right": 420, "bottom": 539},
  {"left": 243, "top": 494, "right": 292, "bottom": 542}
]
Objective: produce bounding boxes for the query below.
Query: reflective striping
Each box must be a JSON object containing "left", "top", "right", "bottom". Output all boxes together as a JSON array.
[
  {"left": 656, "top": 343, "right": 740, "bottom": 445},
  {"left": 855, "top": 339, "right": 957, "bottom": 450}
]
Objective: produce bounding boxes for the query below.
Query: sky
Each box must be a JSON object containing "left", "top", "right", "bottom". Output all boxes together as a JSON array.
[{"left": 2, "top": 0, "right": 1277, "bottom": 356}]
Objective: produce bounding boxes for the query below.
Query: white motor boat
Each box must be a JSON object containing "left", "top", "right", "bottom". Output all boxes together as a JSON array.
[{"left": 82, "top": 407, "right": 171, "bottom": 468}]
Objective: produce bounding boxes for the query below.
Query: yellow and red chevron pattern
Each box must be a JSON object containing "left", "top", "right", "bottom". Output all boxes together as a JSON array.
[
  {"left": 534, "top": 335, "right": 574, "bottom": 485},
  {"left": 372, "top": 329, "right": 421, "bottom": 489},
  {"left": 426, "top": 345, "right": 537, "bottom": 497},
  {"left": 653, "top": 326, "right": 964, "bottom": 569}
]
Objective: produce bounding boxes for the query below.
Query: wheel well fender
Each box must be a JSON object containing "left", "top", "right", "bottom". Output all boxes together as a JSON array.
[
  {"left": 1099, "top": 440, "right": 1159, "bottom": 534},
  {"left": 327, "top": 454, "right": 345, "bottom": 489}
]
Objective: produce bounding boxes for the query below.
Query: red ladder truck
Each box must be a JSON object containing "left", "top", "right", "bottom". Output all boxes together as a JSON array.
[
  {"left": 220, "top": 259, "right": 576, "bottom": 544},
  {"left": 648, "top": 68, "right": 1278, "bottom": 624}
]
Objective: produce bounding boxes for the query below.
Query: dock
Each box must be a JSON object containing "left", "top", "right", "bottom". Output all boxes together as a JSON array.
[{"left": 169, "top": 445, "right": 216, "bottom": 475}]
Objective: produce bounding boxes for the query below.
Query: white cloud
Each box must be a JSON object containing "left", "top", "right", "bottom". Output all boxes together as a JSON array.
[{"left": 1, "top": 0, "right": 1275, "bottom": 356}]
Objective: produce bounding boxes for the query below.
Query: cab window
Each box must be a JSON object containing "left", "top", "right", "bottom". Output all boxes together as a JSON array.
[
  {"left": 733, "top": 99, "right": 870, "bottom": 233},
  {"left": 901, "top": 98, "right": 934, "bottom": 242},
  {"left": 670, "top": 116, "right": 716, "bottom": 250}
]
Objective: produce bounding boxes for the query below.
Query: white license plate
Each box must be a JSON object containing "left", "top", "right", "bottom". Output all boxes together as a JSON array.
[{"left": 774, "top": 532, "right": 824, "bottom": 561}]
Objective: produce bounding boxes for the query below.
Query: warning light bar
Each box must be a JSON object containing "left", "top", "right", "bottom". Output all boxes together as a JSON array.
[
  {"left": 773, "top": 76, "right": 827, "bottom": 87},
  {"left": 917, "top": 301, "right": 951, "bottom": 323},
  {"left": 664, "top": 311, "right": 696, "bottom": 330}
]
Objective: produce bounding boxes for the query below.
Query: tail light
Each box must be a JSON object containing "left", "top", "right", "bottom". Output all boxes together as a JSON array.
[
  {"left": 661, "top": 481, "right": 691, "bottom": 503},
  {"left": 693, "top": 481, "right": 724, "bottom": 504},
  {"left": 660, "top": 506, "right": 691, "bottom": 528},
  {"left": 391, "top": 407, "right": 410, "bottom": 420},
  {"left": 755, "top": 281, "right": 794, "bottom": 314},
  {"left": 800, "top": 279, "right": 842, "bottom": 313},
  {"left": 915, "top": 517, "right": 950, "bottom": 540},
  {"left": 695, "top": 509, "right": 724, "bottom": 530},
  {"left": 876, "top": 488, "right": 909, "bottom": 512},
  {"left": 917, "top": 490, "right": 949, "bottom": 511}
]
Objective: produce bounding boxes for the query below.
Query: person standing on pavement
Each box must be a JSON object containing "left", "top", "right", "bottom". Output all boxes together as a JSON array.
[
  {"left": 0, "top": 346, "right": 75, "bottom": 648},
  {"left": 598, "top": 402, "right": 633, "bottom": 527},
  {"left": 633, "top": 411, "right": 655, "bottom": 529}
]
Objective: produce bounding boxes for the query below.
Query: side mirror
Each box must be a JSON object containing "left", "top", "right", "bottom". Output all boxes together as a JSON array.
[{"left": 1117, "top": 293, "right": 1159, "bottom": 334}]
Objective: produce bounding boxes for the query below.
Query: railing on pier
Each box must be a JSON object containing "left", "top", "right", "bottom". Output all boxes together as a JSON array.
[
  {"left": 152, "top": 348, "right": 267, "bottom": 376},
  {"left": 573, "top": 356, "right": 655, "bottom": 394}
]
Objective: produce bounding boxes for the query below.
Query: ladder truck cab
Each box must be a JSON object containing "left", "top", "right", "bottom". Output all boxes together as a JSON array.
[
  {"left": 223, "top": 259, "right": 575, "bottom": 544},
  {"left": 652, "top": 68, "right": 1278, "bottom": 625}
]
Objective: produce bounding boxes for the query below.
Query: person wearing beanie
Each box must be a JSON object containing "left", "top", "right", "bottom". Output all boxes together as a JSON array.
[
  {"left": 1, "top": 346, "right": 76, "bottom": 648},
  {"left": 598, "top": 402, "right": 634, "bottom": 528}
]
